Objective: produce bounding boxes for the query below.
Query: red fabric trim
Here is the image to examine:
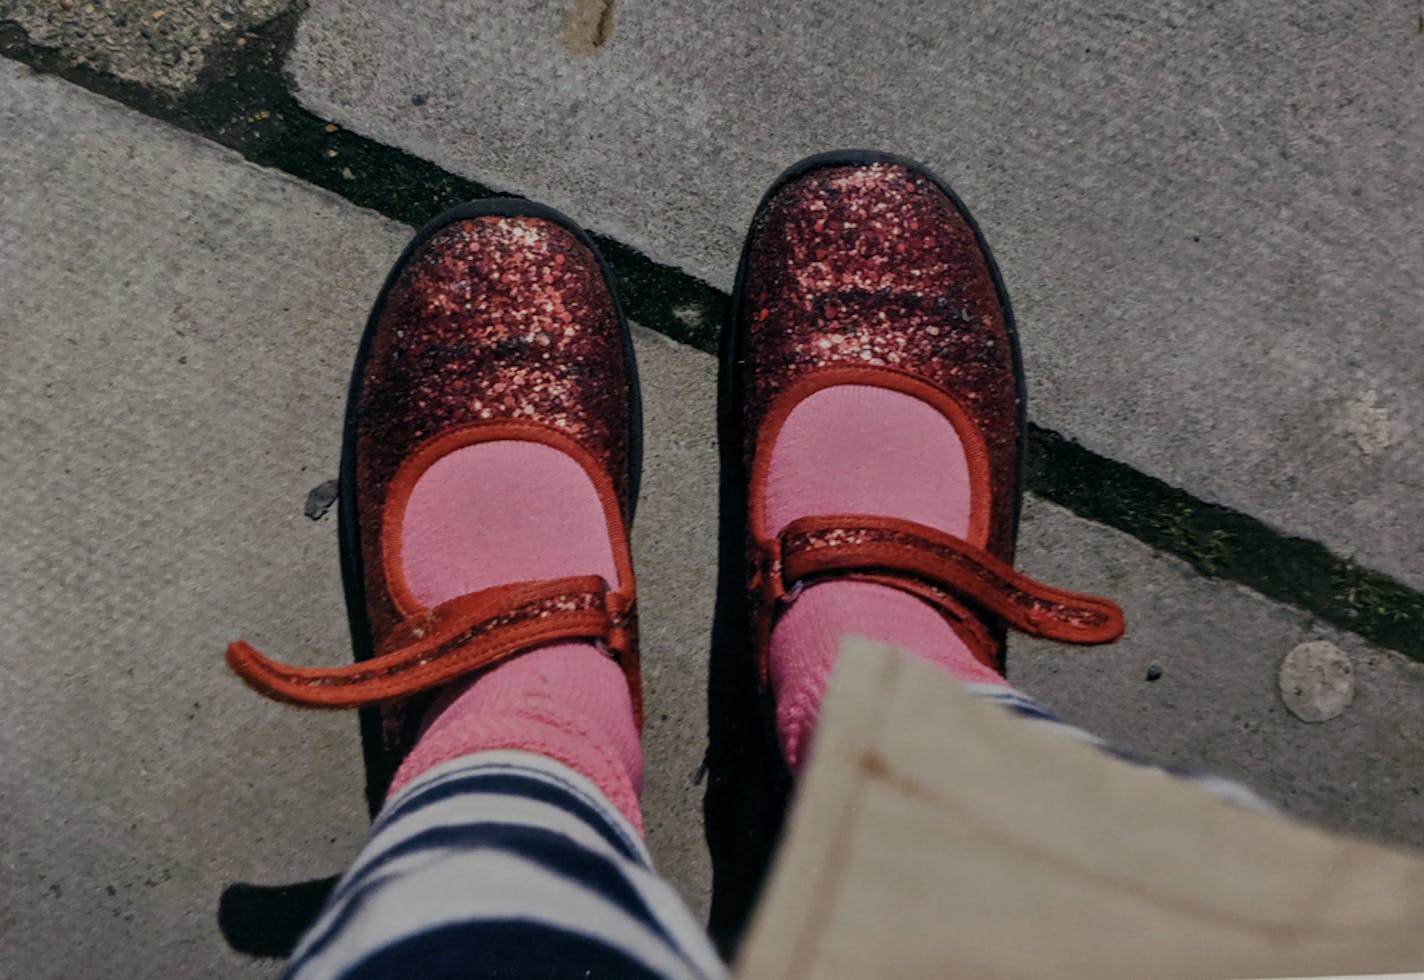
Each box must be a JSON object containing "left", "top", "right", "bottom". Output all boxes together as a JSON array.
[
  {"left": 230, "top": 420, "right": 644, "bottom": 728},
  {"left": 747, "top": 366, "right": 996, "bottom": 685},
  {"left": 773, "top": 514, "right": 1126, "bottom": 646},
  {"left": 227, "top": 576, "right": 622, "bottom": 710},
  {"left": 748, "top": 365, "right": 994, "bottom": 548},
  {"left": 379, "top": 421, "right": 636, "bottom": 613},
  {"left": 375, "top": 420, "right": 642, "bottom": 728}
]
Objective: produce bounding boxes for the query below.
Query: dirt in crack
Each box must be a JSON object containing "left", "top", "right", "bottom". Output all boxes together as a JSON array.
[{"left": 561, "top": 0, "right": 614, "bottom": 53}]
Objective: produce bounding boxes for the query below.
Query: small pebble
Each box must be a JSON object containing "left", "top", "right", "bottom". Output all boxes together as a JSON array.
[
  {"left": 1279, "top": 640, "right": 1354, "bottom": 722},
  {"left": 411, "top": 93, "right": 428, "bottom": 107},
  {"left": 1145, "top": 664, "right": 1163, "bottom": 682},
  {"left": 304, "top": 479, "right": 340, "bottom": 521}
]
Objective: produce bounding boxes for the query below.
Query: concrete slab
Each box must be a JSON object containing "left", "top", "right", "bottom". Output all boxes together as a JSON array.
[
  {"left": 0, "top": 61, "right": 708, "bottom": 975},
  {"left": 289, "top": 0, "right": 1424, "bottom": 590},
  {"left": 628, "top": 325, "right": 718, "bottom": 920},
  {"left": 1, "top": 57, "right": 382, "bottom": 979},
  {"left": 1011, "top": 497, "right": 1424, "bottom": 849},
  {"left": 0, "top": 0, "right": 291, "bottom": 94}
]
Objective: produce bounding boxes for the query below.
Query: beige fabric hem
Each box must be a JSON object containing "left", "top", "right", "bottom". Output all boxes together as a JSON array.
[{"left": 737, "top": 639, "right": 1424, "bottom": 979}]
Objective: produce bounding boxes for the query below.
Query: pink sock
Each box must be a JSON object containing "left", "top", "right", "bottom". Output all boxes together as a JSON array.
[
  {"left": 764, "top": 385, "right": 1009, "bottom": 774},
  {"left": 384, "top": 441, "right": 644, "bottom": 831}
]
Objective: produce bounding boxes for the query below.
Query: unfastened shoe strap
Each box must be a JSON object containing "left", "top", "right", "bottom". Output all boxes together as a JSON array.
[
  {"left": 226, "top": 575, "right": 635, "bottom": 710},
  {"left": 758, "top": 513, "right": 1125, "bottom": 646}
]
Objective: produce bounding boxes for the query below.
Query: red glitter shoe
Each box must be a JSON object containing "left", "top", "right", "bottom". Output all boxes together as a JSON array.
[
  {"left": 225, "top": 201, "right": 642, "bottom": 810},
  {"left": 706, "top": 151, "right": 1125, "bottom": 948}
]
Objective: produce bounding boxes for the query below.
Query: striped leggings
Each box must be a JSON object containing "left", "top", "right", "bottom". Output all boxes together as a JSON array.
[{"left": 284, "top": 686, "right": 1268, "bottom": 978}]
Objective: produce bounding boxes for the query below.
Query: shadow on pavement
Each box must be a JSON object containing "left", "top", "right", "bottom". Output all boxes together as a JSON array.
[{"left": 218, "top": 876, "right": 340, "bottom": 960}]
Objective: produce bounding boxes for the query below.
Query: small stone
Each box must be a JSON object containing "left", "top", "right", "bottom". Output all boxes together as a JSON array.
[
  {"left": 341, "top": 167, "right": 355, "bottom": 180},
  {"left": 324, "top": 123, "right": 338, "bottom": 133},
  {"left": 411, "top": 93, "right": 428, "bottom": 107},
  {"left": 1145, "top": 664, "right": 1163, "bottom": 682},
  {"left": 1279, "top": 640, "right": 1354, "bottom": 722},
  {"left": 304, "top": 479, "right": 340, "bottom": 521}
]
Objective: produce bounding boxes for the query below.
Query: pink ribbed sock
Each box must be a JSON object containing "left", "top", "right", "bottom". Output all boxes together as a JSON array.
[
  {"left": 384, "top": 441, "right": 644, "bottom": 831},
  {"left": 765, "top": 385, "right": 1009, "bottom": 775}
]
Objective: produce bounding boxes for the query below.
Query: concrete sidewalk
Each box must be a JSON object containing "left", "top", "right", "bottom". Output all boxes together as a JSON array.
[
  {"left": 290, "top": 0, "right": 1424, "bottom": 589},
  {"left": 1, "top": 1, "right": 1423, "bottom": 976}
]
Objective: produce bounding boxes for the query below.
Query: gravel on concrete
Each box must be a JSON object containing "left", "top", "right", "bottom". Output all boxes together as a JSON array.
[{"left": 0, "top": 0, "right": 292, "bottom": 94}]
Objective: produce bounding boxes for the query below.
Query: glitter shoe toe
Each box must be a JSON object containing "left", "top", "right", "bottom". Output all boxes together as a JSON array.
[
  {"left": 707, "top": 151, "right": 1124, "bottom": 948},
  {"left": 226, "top": 201, "right": 642, "bottom": 809}
]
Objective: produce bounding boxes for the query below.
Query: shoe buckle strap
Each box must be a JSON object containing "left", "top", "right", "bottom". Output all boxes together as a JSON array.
[
  {"left": 760, "top": 514, "right": 1125, "bottom": 646},
  {"left": 225, "top": 575, "right": 634, "bottom": 710}
]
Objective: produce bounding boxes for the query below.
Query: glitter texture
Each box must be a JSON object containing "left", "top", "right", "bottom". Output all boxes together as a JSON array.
[
  {"left": 265, "top": 587, "right": 611, "bottom": 691},
  {"left": 374, "top": 588, "right": 610, "bottom": 675},
  {"left": 224, "top": 575, "right": 634, "bottom": 711},
  {"left": 740, "top": 163, "right": 1021, "bottom": 562},
  {"left": 355, "top": 216, "right": 634, "bottom": 641},
  {"left": 777, "top": 523, "right": 1118, "bottom": 635}
]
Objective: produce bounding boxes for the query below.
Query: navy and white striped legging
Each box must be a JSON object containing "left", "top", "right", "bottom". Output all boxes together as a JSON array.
[{"left": 284, "top": 687, "right": 1268, "bottom": 978}]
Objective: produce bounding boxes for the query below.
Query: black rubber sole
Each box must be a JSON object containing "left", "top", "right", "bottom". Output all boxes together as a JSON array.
[
  {"left": 704, "top": 149, "right": 1027, "bottom": 953},
  {"left": 336, "top": 199, "right": 644, "bottom": 815}
]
